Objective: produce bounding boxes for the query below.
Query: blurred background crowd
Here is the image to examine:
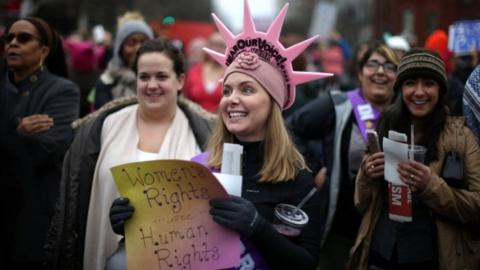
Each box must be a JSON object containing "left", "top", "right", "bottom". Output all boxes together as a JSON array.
[
  {"left": 1, "top": 0, "right": 480, "bottom": 269},
  {"left": 1, "top": 0, "right": 479, "bottom": 117}
]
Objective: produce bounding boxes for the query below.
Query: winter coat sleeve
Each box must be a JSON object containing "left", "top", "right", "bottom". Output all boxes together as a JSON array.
[
  {"left": 44, "top": 115, "right": 104, "bottom": 270},
  {"left": 286, "top": 92, "right": 335, "bottom": 172},
  {"left": 9, "top": 80, "right": 79, "bottom": 162},
  {"left": 354, "top": 155, "right": 382, "bottom": 214},
  {"left": 286, "top": 91, "right": 335, "bottom": 143},
  {"left": 418, "top": 126, "right": 480, "bottom": 225}
]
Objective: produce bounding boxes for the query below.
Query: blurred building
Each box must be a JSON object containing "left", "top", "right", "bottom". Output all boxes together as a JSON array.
[
  {"left": 374, "top": 0, "right": 480, "bottom": 45},
  {"left": 11, "top": 0, "right": 479, "bottom": 51},
  {"left": 1, "top": 0, "right": 212, "bottom": 35}
]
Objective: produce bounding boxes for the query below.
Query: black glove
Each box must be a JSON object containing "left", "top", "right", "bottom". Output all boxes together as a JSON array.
[
  {"left": 209, "top": 195, "right": 263, "bottom": 237},
  {"left": 110, "top": 197, "right": 134, "bottom": 236}
]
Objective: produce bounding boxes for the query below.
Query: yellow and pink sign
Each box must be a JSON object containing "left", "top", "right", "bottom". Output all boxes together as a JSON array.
[{"left": 111, "top": 159, "right": 241, "bottom": 270}]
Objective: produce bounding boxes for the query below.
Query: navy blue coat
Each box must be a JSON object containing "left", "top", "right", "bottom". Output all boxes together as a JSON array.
[{"left": 0, "top": 69, "right": 79, "bottom": 264}]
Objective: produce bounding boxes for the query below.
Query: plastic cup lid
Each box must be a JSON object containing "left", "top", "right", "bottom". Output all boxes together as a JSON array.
[{"left": 274, "top": 203, "right": 309, "bottom": 228}]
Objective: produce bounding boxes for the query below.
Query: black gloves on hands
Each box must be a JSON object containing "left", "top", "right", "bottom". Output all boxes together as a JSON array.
[
  {"left": 110, "top": 197, "right": 134, "bottom": 236},
  {"left": 209, "top": 195, "right": 263, "bottom": 238},
  {"left": 111, "top": 196, "right": 262, "bottom": 237}
]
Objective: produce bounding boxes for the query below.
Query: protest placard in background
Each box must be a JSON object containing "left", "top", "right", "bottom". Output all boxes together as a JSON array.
[
  {"left": 111, "top": 160, "right": 240, "bottom": 270},
  {"left": 448, "top": 20, "right": 480, "bottom": 55},
  {"left": 308, "top": 2, "right": 338, "bottom": 40}
]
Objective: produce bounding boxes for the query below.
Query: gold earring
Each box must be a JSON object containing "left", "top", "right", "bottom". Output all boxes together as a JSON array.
[{"left": 38, "top": 57, "right": 44, "bottom": 71}]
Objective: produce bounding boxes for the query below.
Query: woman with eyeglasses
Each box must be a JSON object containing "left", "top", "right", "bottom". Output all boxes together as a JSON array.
[
  {"left": 287, "top": 43, "right": 398, "bottom": 270},
  {"left": 0, "top": 17, "right": 79, "bottom": 269}
]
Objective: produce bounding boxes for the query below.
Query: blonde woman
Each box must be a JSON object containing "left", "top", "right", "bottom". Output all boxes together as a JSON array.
[
  {"left": 107, "top": 2, "right": 332, "bottom": 269},
  {"left": 201, "top": 2, "right": 331, "bottom": 268}
]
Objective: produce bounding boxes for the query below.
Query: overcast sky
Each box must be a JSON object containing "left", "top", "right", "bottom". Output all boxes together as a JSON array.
[{"left": 212, "top": 0, "right": 278, "bottom": 34}]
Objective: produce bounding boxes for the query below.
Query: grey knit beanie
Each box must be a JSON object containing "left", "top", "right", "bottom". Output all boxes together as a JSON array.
[
  {"left": 113, "top": 20, "right": 154, "bottom": 66},
  {"left": 393, "top": 48, "right": 448, "bottom": 94}
]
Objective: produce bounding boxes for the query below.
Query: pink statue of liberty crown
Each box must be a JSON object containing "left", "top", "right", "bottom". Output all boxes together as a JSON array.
[{"left": 204, "top": 0, "right": 332, "bottom": 109}]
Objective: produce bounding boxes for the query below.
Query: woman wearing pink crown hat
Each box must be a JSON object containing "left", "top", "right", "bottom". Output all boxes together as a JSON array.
[
  {"left": 107, "top": 1, "right": 332, "bottom": 269},
  {"left": 199, "top": 1, "right": 332, "bottom": 267}
]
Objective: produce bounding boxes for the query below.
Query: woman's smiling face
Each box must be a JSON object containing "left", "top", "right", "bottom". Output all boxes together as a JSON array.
[
  {"left": 220, "top": 72, "right": 272, "bottom": 141},
  {"left": 402, "top": 77, "right": 440, "bottom": 120},
  {"left": 136, "top": 52, "right": 184, "bottom": 112},
  {"left": 358, "top": 52, "right": 396, "bottom": 106}
]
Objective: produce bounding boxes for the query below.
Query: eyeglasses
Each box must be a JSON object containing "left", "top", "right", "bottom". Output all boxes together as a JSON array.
[
  {"left": 5, "top": 32, "right": 40, "bottom": 44},
  {"left": 365, "top": 60, "right": 397, "bottom": 74}
]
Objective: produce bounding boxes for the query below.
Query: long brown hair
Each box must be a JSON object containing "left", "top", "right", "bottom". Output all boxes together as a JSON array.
[
  {"left": 207, "top": 102, "right": 307, "bottom": 183},
  {"left": 376, "top": 49, "right": 448, "bottom": 162}
]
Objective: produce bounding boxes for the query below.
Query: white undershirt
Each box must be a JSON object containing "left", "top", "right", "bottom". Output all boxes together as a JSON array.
[{"left": 136, "top": 148, "right": 162, "bottom": 161}]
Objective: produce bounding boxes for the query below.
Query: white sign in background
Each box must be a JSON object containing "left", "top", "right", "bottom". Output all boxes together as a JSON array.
[{"left": 308, "top": 2, "right": 338, "bottom": 40}]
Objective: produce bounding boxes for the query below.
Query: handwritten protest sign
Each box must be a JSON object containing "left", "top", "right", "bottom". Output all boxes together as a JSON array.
[{"left": 111, "top": 160, "right": 241, "bottom": 270}]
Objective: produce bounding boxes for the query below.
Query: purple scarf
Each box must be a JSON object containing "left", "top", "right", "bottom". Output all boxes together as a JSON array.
[{"left": 346, "top": 88, "right": 381, "bottom": 143}]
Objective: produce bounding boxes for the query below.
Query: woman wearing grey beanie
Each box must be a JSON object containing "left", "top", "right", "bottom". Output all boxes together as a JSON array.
[{"left": 92, "top": 15, "right": 154, "bottom": 109}]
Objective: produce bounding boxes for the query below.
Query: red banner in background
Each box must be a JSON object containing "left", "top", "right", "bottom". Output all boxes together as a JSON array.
[{"left": 4, "top": 0, "right": 22, "bottom": 16}]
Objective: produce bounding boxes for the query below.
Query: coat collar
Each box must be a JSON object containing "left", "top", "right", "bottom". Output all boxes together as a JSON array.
[{"left": 7, "top": 68, "right": 47, "bottom": 94}]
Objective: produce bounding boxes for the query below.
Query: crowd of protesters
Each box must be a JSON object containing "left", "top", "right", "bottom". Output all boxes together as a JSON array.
[{"left": 1, "top": 3, "right": 480, "bottom": 270}]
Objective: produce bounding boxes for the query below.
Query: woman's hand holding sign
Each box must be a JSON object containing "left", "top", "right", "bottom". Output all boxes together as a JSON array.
[
  {"left": 210, "top": 195, "right": 264, "bottom": 238},
  {"left": 110, "top": 197, "right": 135, "bottom": 236}
]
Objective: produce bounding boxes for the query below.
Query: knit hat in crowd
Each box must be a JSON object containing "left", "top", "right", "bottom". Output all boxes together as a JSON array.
[
  {"left": 113, "top": 20, "right": 154, "bottom": 66},
  {"left": 393, "top": 48, "right": 448, "bottom": 94},
  {"left": 204, "top": 1, "right": 332, "bottom": 110}
]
